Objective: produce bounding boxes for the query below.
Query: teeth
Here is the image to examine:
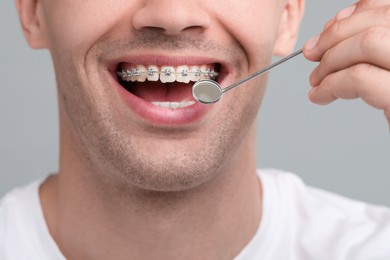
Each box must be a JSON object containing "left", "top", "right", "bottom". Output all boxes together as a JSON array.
[
  {"left": 176, "top": 66, "right": 190, "bottom": 83},
  {"left": 147, "top": 65, "right": 159, "bottom": 81},
  {"left": 136, "top": 65, "right": 147, "bottom": 82},
  {"left": 130, "top": 69, "right": 138, "bottom": 82},
  {"left": 118, "top": 64, "right": 218, "bottom": 83},
  {"left": 199, "top": 65, "right": 208, "bottom": 80},
  {"left": 150, "top": 101, "right": 195, "bottom": 109},
  {"left": 122, "top": 70, "right": 132, "bottom": 82},
  {"left": 160, "top": 66, "right": 176, "bottom": 83},
  {"left": 189, "top": 66, "right": 201, "bottom": 82}
]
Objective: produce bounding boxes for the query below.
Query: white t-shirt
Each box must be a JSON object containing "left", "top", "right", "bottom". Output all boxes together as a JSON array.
[{"left": 1, "top": 169, "right": 390, "bottom": 260}]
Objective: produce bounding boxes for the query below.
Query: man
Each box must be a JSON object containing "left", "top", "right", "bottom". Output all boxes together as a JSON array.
[{"left": 1, "top": 0, "right": 390, "bottom": 259}]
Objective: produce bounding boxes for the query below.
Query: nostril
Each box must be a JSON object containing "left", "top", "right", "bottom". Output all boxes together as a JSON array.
[
  {"left": 133, "top": 20, "right": 200, "bottom": 36},
  {"left": 138, "top": 25, "right": 206, "bottom": 36},
  {"left": 132, "top": 3, "right": 211, "bottom": 36},
  {"left": 139, "top": 26, "right": 166, "bottom": 34}
]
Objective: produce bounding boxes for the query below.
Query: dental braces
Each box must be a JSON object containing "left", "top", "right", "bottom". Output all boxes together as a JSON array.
[{"left": 117, "top": 68, "right": 219, "bottom": 80}]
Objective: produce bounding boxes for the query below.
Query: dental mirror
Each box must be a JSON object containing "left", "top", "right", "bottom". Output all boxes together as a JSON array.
[{"left": 192, "top": 49, "right": 303, "bottom": 104}]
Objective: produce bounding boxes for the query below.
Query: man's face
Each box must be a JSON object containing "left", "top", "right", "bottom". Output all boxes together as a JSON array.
[{"left": 33, "top": 0, "right": 299, "bottom": 191}]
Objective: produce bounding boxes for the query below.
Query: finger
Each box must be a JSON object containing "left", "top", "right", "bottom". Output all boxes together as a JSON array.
[
  {"left": 304, "top": 5, "right": 390, "bottom": 61},
  {"left": 310, "top": 26, "right": 390, "bottom": 87},
  {"left": 323, "top": 17, "right": 337, "bottom": 31},
  {"left": 309, "top": 63, "right": 390, "bottom": 112},
  {"left": 323, "top": 3, "right": 360, "bottom": 32},
  {"left": 304, "top": 5, "right": 356, "bottom": 58},
  {"left": 307, "top": 6, "right": 356, "bottom": 52},
  {"left": 336, "top": 4, "right": 357, "bottom": 20},
  {"left": 356, "top": 0, "right": 390, "bottom": 12}
]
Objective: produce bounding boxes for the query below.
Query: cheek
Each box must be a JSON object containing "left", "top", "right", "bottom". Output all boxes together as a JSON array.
[
  {"left": 222, "top": 76, "right": 268, "bottom": 133},
  {"left": 42, "top": 0, "right": 132, "bottom": 54},
  {"left": 213, "top": 0, "right": 281, "bottom": 67}
]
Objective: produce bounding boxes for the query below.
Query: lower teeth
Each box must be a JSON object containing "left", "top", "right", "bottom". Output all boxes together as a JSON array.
[{"left": 150, "top": 101, "right": 195, "bottom": 109}]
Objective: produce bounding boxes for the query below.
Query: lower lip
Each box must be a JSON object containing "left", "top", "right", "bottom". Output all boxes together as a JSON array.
[{"left": 110, "top": 75, "right": 214, "bottom": 125}]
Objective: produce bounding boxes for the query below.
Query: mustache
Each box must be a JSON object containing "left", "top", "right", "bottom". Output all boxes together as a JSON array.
[
  {"left": 128, "top": 30, "right": 220, "bottom": 51},
  {"left": 97, "top": 30, "right": 245, "bottom": 62}
]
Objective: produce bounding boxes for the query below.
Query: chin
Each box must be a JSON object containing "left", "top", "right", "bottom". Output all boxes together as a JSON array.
[{"left": 118, "top": 152, "right": 224, "bottom": 192}]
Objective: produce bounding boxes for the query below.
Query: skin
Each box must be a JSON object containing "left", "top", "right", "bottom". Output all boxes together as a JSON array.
[
  {"left": 305, "top": 1, "right": 390, "bottom": 125},
  {"left": 14, "top": 0, "right": 390, "bottom": 259}
]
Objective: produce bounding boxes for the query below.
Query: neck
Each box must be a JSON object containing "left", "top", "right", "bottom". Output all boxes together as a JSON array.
[{"left": 40, "top": 111, "right": 262, "bottom": 260}]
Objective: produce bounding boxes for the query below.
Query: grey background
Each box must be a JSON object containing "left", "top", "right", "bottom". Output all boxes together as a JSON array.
[{"left": 1, "top": 1, "right": 389, "bottom": 206}]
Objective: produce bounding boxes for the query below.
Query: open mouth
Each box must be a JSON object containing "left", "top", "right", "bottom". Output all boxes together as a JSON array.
[{"left": 115, "top": 63, "right": 221, "bottom": 109}]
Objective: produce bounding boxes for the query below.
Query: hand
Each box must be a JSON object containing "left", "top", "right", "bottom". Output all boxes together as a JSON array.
[{"left": 303, "top": 0, "right": 390, "bottom": 129}]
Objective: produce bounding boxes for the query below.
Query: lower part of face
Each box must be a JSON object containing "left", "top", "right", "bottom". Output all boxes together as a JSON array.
[{"left": 44, "top": 0, "right": 282, "bottom": 191}]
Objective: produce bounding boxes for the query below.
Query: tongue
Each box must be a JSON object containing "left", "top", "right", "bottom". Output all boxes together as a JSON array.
[{"left": 130, "top": 81, "right": 194, "bottom": 102}]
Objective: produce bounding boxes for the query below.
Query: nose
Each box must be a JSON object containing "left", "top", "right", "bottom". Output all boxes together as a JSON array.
[{"left": 132, "top": 0, "right": 211, "bottom": 35}]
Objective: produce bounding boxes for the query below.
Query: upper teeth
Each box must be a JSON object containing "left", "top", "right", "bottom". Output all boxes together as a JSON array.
[{"left": 118, "top": 65, "right": 218, "bottom": 83}]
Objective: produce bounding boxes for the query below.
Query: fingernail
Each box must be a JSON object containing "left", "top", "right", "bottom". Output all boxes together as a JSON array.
[
  {"left": 336, "top": 5, "right": 356, "bottom": 20},
  {"left": 304, "top": 35, "right": 319, "bottom": 51}
]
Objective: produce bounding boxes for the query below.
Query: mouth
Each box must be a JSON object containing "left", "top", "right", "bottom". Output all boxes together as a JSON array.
[
  {"left": 108, "top": 57, "right": 225, "bottom": 125},
  {"left": 115, "top": 63, "right": 221, "bottom": 109}
]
